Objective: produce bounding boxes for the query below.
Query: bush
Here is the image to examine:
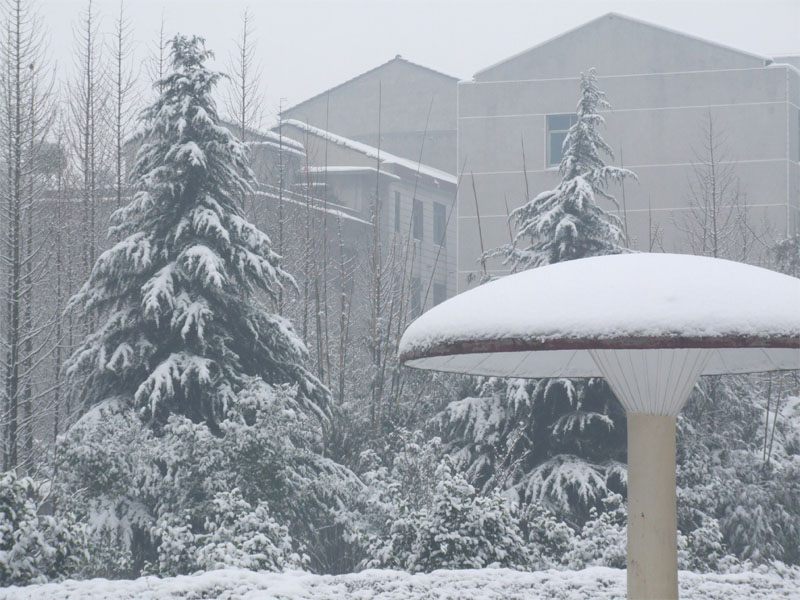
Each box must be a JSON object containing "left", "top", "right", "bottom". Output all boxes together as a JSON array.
[
  {"left": 0, "top": 471, "right": 86, "bottom": 585},
  {"left": 54, "top": 380, "right": 356, "bottom": 577},
  {"left": 678, "top": 516, "right": 726, "bottom": 572},
  {"left": 363, "top": 457, "right": 530, "bottom": 572},
  {"left": 521, "top": 502, "right": 576, "bottom": 568},
  {"left": 155, "top": 488, "right": 303, "bottom": 575},
  {"left": 566, "top": 493, "right": 626, "bottom": 569}
]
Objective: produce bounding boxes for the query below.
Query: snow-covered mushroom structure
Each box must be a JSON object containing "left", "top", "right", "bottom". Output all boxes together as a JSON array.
[{"left": 399, "top": 253, "right": 800, "bottom": 600}]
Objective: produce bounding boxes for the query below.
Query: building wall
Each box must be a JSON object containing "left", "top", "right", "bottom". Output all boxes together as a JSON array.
[
  {"left": 458, "top": 17, "right": 800, "bottom": 291},
  {"left": 387, "top": 176, "right": 457, "bottom": 308},
  {"left": 279, "top": 123, "right": 457, "bottom": 304},
  {"left": 282, "top": 58, "right": 458, "bottom": 174}
]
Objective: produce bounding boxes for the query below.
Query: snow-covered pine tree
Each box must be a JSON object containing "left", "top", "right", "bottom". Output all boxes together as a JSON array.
[
  {"left": 439, "top": 70, "right": 633, "bottom": 524},
  {"left": 496, "top": 67, "right": 635, "bottom": 270},
  {"left": 65, "top": 35, "right": 328, "bottom": 431}
]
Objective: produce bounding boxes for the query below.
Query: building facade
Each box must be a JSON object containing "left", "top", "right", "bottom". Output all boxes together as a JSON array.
[
  {"left": 282, "top": 56, "right": 458, "bottom": 175},
  {"left": 279, "top": 119, "right": 458, "bottom": 313},
  {"left": 457, "top": 13, "right": 800, "bottom": 290}
]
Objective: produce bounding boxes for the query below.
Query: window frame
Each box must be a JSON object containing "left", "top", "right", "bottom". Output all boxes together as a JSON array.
[{"left": 546, "top": 113, "right": 578, "bottom": 168}]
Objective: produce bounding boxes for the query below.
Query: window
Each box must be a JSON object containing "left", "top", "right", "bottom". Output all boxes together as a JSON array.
[
  {"left": 410, "top": 277, "right": 421, "bottom": 317},
  {"left": 413, "top": 199, "right": 423, "bottom": 240},
  {"left": 547, "top": 114, "right": 577, "bottom": 167},
  {"left": 433, "top": 282, "right": 446, "bottom": 306},
  {"left": 394, "top": 191, "right": 401, "bottom": 232},
  {"left": 433, "top": 202, "right": 446, "bottom": 245}
]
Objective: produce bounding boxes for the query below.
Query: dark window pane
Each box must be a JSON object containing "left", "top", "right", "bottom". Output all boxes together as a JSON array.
[
  {"left": 413, "top": 199, "right": 423, "bottom": 240},
  {"left": 433, "top": 282, "right": 446, "bottom": 306},
  {"left": 433, "top": 202, "right": 446, "bottom": 245},
  {"left": 394, "top": 191, "right": 401, "bottom": 232},
  {"left": 411, "top": 277, "right": 421, "bottom": 317}
]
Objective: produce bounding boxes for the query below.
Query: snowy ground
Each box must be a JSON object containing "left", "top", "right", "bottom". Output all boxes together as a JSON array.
[{"left": 3, "top": 567, "right": 800, "bottom": 600}]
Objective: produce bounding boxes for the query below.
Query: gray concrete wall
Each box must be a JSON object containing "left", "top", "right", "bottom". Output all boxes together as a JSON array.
[
  {"left": 283, "top": 58, "right": 458, "bottom": 174},
  {"left": 475, "top": 13, "right": 767, "bottom": 82},
  {"left": 459, "top": 39, "right": 800, "bottom": 290}
]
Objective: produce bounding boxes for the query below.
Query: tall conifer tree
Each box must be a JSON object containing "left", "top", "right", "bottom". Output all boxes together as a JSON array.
[
  {"left": 65, "top": 35, "right": 328, "bottom": 431},
  {"left": 442, "top": 70, "right": 634, "bottom": 521}
]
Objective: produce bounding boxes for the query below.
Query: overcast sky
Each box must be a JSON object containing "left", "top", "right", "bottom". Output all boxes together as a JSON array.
[{"left": 38, "top": 0, "right": 800, "bottom": 121}]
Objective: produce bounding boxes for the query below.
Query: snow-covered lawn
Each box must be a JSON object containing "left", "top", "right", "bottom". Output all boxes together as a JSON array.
[{"left": 3, "top": 567, "right": 800, "bottom": 600}]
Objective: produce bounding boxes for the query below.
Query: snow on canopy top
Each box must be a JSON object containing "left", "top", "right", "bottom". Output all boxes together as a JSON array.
[
  {"left": 282, "top": 119, "right": 458, "bottom": 185},
  {"left": 399, "top": 253, "right": 800, "bottom": 378}
]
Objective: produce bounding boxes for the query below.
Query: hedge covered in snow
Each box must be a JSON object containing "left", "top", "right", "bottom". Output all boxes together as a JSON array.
[{"left": 3, "top": 566, "right": 800, "bottom": 600}]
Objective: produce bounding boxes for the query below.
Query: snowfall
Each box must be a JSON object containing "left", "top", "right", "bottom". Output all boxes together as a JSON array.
[{"left": 3, "top": 566, "right": 800, "bottom": 600}]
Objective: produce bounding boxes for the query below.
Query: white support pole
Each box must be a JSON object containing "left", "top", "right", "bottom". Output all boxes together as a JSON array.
[{"left": 626, "top": 413, "right": 679, "bottom": 600}]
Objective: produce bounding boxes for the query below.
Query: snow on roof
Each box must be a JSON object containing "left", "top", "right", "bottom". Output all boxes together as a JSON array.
[
  {"left": 249, "top": 138, "right": 305, "bottom": 158},
  {"left": 254, "top": 188, "right": 372, "bottom": 227},
  {"left": 252, "top": 129, "right": 305, "bottom": 152},
  {"left": 282, "top": 119, "right": 458, "bottom": 185},
  {"left": 400, "top": 253, "right": 800, "bottom": 379},
  {"left": 220, "top": 120, "right": 306, "bottom": 153},
  {"left": 306, "top": 166, "right": 401, "bottom": 181}
]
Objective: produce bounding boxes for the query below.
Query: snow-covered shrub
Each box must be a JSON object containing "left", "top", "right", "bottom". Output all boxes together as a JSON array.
[
  {"left": 344, "top": 431, "right": 442, "bottom": 555},
  {"left": 679, "top": 517, "right": 726, "bottom": 572},
  {"left": 364, "top": 458, "right": 530, "bottom": 572},
  {"left": 54, "top": 381, "right": 356, "bottom": 578},
  {"left": 521, "top": 502, "right": 576, "bottom": 568},
  {"left": 566, "top": 492, "right": 626, "bottom": 569},
  {"left": 0, "top": 471, "right": 86, "bottom": 585},
  {"left": 678, "top": 376, "right": 800, "bottom": 567},
  {"left": 156, "top": 488, "right": 303, "bottom": 575},
  {"left": 53, "top": 401, "right": 159, "bottom": 577},
  {"left": 413, "top": 461, "right": 530, "bottom": 571}
]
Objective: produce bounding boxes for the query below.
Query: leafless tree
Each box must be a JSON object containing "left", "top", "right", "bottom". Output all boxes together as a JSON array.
[
  {"left": 225, "top": 8, "right": 267, "bottom": 223},
  {"left": 67, "top": 0, "right": 108, "bottom": 277},
  {"left": 676, "top": 113, "right": 768, "bottom": 262},
  {"left": 144, "top": 12, "right": 167, "bottom": 96},
  {"left": 0, "top": 0, "right": 56, "bottom": 471},
  {"left": 107, "top": 0, "right": 136, "bottom": 208}
]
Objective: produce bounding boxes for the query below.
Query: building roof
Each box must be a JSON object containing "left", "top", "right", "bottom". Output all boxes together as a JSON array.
[
  {"left": 474, "top": 12, "right": 771, "bottom": 80},
  {"left": 254, "top": 186, "right": 372, "bottom": 227},
  {"left": 306, "top": 166, "right": 401, "bottom": 181},
  {"left": 282, "top": 119, "right": 458, "bottom": 185},
  {"left": 220, "top": 119, "right": 306, "bottom": 153},
  {"left": 283, "top": 55, "right": 458, "bottom": 116}
]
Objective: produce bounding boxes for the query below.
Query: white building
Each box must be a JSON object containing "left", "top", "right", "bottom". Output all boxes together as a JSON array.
[{"left": 457, "top": 13, "right": 800, "bottom": 290}]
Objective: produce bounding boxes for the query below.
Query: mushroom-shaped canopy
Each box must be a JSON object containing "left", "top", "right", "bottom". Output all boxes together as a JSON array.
[{"left": 400, "top": 253, "right": 800, "bottom": 381}]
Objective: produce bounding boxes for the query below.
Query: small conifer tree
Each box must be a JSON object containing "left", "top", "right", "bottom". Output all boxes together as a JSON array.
[{"left": 496, "top": 67, "right": 635, "bottom": 269}]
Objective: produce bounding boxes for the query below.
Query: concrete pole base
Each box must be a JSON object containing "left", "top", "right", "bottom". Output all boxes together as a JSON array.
[{"left": 627, "top": 413, "right": 679, "bottom": 600}]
